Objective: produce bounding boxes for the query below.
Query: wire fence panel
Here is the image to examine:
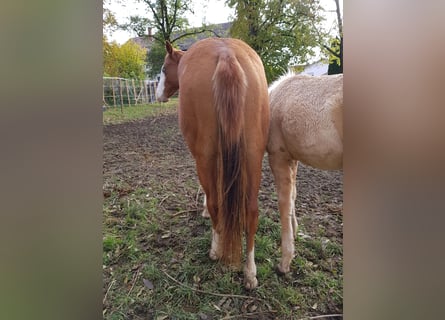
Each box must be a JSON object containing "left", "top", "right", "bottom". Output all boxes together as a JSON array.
[{"left": 103, "top": 77, "right": 159, "bottom": 108}]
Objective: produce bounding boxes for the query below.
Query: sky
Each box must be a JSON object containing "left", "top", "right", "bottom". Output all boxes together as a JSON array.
[{"left": 106, "top": 0, "right": 342, "bottom": 45}]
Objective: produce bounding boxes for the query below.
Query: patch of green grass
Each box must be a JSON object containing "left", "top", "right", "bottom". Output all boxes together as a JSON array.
[
  {"left": 103, "top": 99, "right": 178, "bottom": 125},
  {"left": 103, "top": 100, "right": 343, "bottom": 318},
  {"left": 257, "top": 262, "right": 273, "bottom": 279},
  {"left": 325, "top": 241, "right": 343, "bottom": 256},
  {"left": 277, "top": 286, "right": 306, "bottom": 306},
  {"left": 103, "top": 234, "right": 123, "bottom": 252},
  {"left": 255, "top": 234, "right": 277, "bottom": 262},
  {"left": 104, "top": 176, "right": 342, "bottom": 319}
]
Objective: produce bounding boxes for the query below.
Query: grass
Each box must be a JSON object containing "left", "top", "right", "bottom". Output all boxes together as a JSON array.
[
  {"left": 103, "top": 106, "right": 343, "bottom": 319},
  {"left": 103, "top": 98, "right": 179, "bottom": 125},
  {"left": 103, "top": 183, "right": 343, "bottom": 319}
]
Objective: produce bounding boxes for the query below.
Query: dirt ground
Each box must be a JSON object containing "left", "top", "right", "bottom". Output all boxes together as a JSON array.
[
  {"left": 104, "top": 109, "right": 343, "bottom": 242},
  {"left": 103, "top": 107, "right": 343, "bottom": 318}
]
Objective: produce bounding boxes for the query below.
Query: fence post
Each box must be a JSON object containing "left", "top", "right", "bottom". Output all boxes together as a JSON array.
[
  {"left": 119, "top": 78, "right": 123, "bottom": 112},
  {"left": 153, "top": 82, "right": 157, "bottom": 104},
  {"left": 111, "top": 79, "right": 116, "bottom": 107},
  {"left": 132, "top": 79, "right": 137, "bottom": 105},
  {"left": 143, "top": 80, "right": 148, "bottom": 104},
  {"left": 125, "top": 79, "right": 130, "bottom": 106}
]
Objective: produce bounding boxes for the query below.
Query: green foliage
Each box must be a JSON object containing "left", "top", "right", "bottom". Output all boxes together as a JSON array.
[
  {"left": 325, "top": 0, "right": 343, "bottom": 75},
  {"left": 103, "top": 0, "right": 118, "bottom": 35},
  {"left": 228, "top": 0, "right": 326, "bottom": 83},
  {"left": 119, "top": 15, "right": 151, "bottom": 37},
  {"left": 328, "top": 37, "right": 343, "bottom": 75},
  {"left": 140, "top": 0, "right": 192, "bottom": 43},
  {"left": 103, "top": 39, "right": 147, "bottom": 79},
  {"left": 328, "top": 37, "right": 341, "bottom": 66},
  {"left": 146, "top": 41, "right": 167, "bottom": 79}
]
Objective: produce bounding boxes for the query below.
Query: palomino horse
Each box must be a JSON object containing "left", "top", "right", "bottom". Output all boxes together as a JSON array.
[
  {"left": 156, "top": 38, "right": 270, "bottom": 289},
  {"left": 267, "top": 73, "right": 343, "bottom": 274}
]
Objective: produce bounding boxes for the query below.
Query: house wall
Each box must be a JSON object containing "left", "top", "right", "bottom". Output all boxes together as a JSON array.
[{"left": 300, "top": 61, "right": 329, "bottom": 76}]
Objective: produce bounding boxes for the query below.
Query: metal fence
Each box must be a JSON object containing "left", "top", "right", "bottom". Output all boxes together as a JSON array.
[{"left": 103, "top": 77, "right": 158, "bottom": 108}]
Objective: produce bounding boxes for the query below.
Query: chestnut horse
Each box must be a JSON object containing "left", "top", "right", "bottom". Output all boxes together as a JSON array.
[
  {"left": 156, "top": 38, "right": 269, "bottom": 289},
  {"left": 267, "top": 73, "right": 343, "bottom": 274}
]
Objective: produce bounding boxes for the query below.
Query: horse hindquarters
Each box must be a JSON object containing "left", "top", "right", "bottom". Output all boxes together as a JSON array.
[{"left": 178, "top": 38, "right": 269, "bottom": 289}]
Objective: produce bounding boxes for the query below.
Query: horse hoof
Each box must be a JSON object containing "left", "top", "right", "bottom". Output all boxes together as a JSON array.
[
  {"left": 209, "top": 250, "right": 220, "bottom": 261},
  {"left": 275, "top": 263, "right": 290, "bottom": 275},
  {"left": 244, "top": 276, "right": 258, "bottom": 290},
  {"left": 202, "top": 208, "right": 210, "bottom": 218}
]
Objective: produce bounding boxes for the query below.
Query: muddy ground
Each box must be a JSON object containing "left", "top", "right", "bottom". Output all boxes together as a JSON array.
[
  {"left": 103, "top": 107, "right": 343, "bottom": 318},
  {"left": 104, "top": 109, "right": 342, "bottom": 241}
]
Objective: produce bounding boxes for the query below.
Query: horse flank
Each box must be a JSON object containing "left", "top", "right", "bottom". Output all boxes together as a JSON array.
[{"left": 212, "top": 50, "right": 248, "bottom": 266}]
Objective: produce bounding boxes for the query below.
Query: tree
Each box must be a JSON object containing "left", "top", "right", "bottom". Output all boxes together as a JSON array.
[
  {"left": 127, "top": 0, "right": 231, "bottom": 78},
  {"left": 228, "top": 0, "right": 325, "bottom": 82},
  {"left": 327, "top": 36, "right": 342, "bottom": 74},
  {"left": 129, "top": 0, "right": 225, "bottom": 44},
  {"left": 137, "top": 0, "right": 192, "bottom": 43},
  {"left": 325, "top": 0, "right": 343, "bottom": 74},
  {"left": 119, "top": 15, "right": 151, "bottom": 37},
  {"left": 103, "top": 40, "right": 147, "bottom": 79},
  {"left": 146, "top": 41, "right": 167, "bottom": 79},
  {"left": 103, "top": 0, "right": 119, "bottom": 39}
]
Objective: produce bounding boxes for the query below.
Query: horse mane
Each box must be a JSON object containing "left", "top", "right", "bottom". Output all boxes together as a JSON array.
[
  {"left": 212, "top": 48, "right": 248, "bottom": 266},
  {"left": 268, "top": 70, "right": 296, "bottom": 94}
]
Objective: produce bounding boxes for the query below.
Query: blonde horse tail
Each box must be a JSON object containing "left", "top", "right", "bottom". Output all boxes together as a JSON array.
[{"left": 212, "top": 51, "right": 248, "bottom": 266}]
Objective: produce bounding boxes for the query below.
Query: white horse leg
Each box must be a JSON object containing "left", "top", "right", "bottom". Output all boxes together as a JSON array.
[
  {"left": 203, "top": 192, "right": 219, "bottom": 260},
  {"left": 243, "top": 247, "right": 258, "bottom": 289},
  {"left": 202, "top": 193, "right": 210, "bottom": 218},
  {"left": 244, "top": 198, "right": 259, "bottom": 289},
  {"left": 290, "top": 162, "right": 299, "bottom": 238},
  {"left": 270, "top": 155, "right": 297, "bottom": 274},
  {"left": 209, "top": 228, "right": 222, "bottom": 260}
]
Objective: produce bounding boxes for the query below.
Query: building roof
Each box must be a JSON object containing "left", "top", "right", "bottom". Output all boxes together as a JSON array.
[{"left": 127, "top": 36, "right": 154, "bottom": 52}]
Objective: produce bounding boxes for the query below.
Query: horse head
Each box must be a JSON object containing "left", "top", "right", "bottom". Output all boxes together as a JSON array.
[{"left": 156, "top": 42, "right": 184, "bottom": 102}]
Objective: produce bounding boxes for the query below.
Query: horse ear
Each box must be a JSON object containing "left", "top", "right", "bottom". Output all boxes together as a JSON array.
[{"left": 166, "top": 41, "right": 173, "bottom": 55}]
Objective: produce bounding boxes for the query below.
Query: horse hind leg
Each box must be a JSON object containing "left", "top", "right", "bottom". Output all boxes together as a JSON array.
[
  {"left": 194, "top": 157, "right": 222, "bottom": 260},
  {"left": 290, "top": 162, "right": 299, "bottom": 238},
  {"left": 244, "top": 198, "right": 259, "bottom": 289},
  {"left": 269, "top": 154, "right": 298, "bottom": 274},
  {"left": 202, "top": 193, "right": 220, "bottom": 262},
  {"left": 202, "top": 193, "right": 210, "bottom": 218},
  {"left": 204, "top": 191, "right": 223, "bottom": 261}
]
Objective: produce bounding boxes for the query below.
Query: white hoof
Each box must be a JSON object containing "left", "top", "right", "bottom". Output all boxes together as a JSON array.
[
  {"left": 209, "top": 249, "right": 220, "bottom": 261},
  {"left": 202, "top": 207, "right": 210, "bottom": 218},
  {"left": 244, "top": 276, "right": 258, "bottom": 290}
]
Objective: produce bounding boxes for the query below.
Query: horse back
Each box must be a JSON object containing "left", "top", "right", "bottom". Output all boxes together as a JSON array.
[{"left": 268, "top": 74, "right": 343, "bottom": 170}]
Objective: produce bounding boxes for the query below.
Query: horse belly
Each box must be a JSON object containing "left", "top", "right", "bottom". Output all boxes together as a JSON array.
[{"left": 283, "top": 125, "right": 343, "bottom": 170}]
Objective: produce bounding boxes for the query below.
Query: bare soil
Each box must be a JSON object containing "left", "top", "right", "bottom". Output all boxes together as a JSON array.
[
  {"left": 103, "top": 107, "right": 343, "bottom": 318},
  {"left": 104, "top": 108, "right": 342, "bottom": 241}
]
